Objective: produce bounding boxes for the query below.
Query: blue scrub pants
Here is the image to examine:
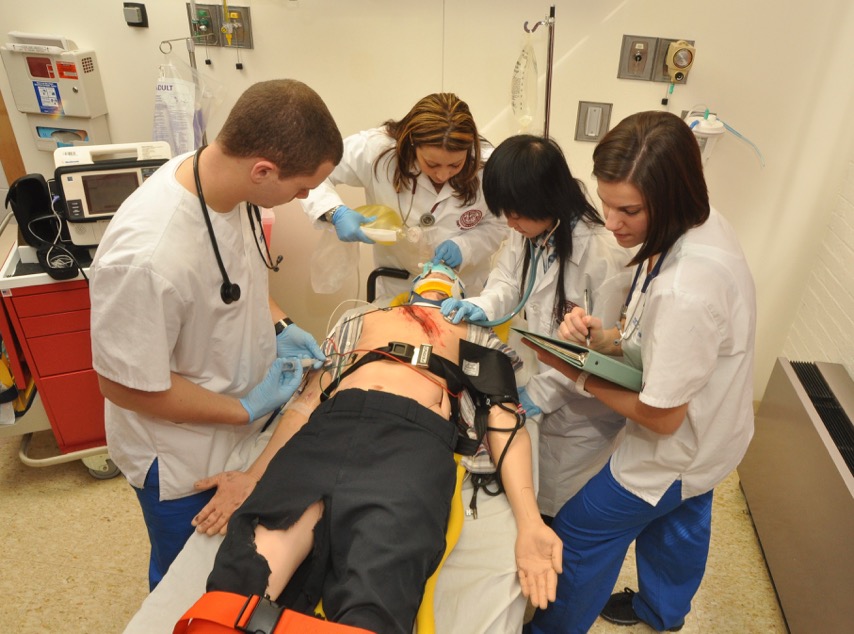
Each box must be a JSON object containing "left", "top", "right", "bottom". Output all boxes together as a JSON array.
[
  {"left": 529, "top": 462, "right": 713, "bottom": 634},
  {"left": 133, "top": 459, "right": 215, "bottom": 591}
]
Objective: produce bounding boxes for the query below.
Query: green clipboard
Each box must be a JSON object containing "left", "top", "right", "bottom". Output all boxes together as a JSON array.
[{"left": 512, "top": 327, "right": 643, "bottom": 392}]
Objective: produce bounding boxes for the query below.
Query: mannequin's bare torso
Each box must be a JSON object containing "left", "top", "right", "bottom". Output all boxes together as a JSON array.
[{"left": 333, "top": 304, "right": 468, "bottom": 420}]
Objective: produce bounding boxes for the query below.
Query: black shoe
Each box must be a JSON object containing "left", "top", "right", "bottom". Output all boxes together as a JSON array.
[{"left": 600, "top": 588, "right": 684, "bottom": 632}]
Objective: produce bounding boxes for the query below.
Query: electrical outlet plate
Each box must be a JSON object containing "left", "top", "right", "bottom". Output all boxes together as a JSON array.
[
  {"left": 617, "top": 35, "right": 657, "bottom": 81},
  {"left": 575, "top": 101, "right": 612, "bottom": 143},
  {"left": 652, "top": 38, "right": 695, "bottom": 83}
]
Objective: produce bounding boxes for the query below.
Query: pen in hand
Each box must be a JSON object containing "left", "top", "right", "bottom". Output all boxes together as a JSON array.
[{"left": 583, "top": 288, "right": 592, "bottom": 347}]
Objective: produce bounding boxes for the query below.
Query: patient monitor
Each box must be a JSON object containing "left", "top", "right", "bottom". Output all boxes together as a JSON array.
[{"left": 54, "top": 141, "right": 172, "bottom": 247}]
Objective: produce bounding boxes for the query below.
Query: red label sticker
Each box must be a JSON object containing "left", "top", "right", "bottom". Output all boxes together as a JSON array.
[{"left": 56, "top": 61, "right": 79, "bottom": 80}]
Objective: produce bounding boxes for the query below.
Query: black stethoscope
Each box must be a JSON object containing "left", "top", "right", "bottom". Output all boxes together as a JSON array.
[
  {"left": 615, "top": 248, "right": 669, "bottom": 343},
  {"left": 193, "top": 146, "right": 283, "bottom": 305}
]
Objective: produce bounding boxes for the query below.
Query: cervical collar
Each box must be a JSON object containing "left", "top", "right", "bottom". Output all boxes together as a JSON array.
[{"left": 409, "top": 261, "right": 465, "bottom": 306}]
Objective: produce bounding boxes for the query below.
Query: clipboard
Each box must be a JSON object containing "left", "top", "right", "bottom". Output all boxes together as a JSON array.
[{"left": 512, "top": 327, "right": 643, "bottom": 392}]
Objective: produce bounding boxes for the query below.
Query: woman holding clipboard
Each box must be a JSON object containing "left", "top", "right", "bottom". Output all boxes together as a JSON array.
[{"left": 525, "top": 111, "right": 756, "bottom": 634}]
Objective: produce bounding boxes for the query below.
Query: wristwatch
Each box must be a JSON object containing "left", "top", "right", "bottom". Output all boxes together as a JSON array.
[
  {"left": 575, "top": 371, "right": 594, "bottom": 398},
  {"left": 319, "top": 206, "right": 339, "bottom": 223},
  {"left": 274, "top": 317, "right": 294, "bottom": 335}
]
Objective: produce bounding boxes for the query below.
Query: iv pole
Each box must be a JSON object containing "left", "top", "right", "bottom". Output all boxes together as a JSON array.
[{"left": 524, "top": 5, "right": 556, "bottom": 138}]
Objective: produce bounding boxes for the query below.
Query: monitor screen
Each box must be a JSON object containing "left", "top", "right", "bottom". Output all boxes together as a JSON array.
[{"left": 82, "top": 172, "right": 140, "bottom": 215}]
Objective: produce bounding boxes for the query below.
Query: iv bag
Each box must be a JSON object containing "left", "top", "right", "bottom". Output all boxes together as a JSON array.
[
  {"left": 511, "top": 41, "right": 538, "bottom": 130},
  {"left": 310, "top": 228, "right": 359, "bottom": 294},
  {"left": 152, "top": 57, "right": 224, "bottom": 154},
  {"left": 153, "top": 64, "right": 196, "bottom": 156}
]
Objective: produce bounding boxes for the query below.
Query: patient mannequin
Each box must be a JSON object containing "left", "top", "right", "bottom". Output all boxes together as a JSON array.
[{"left": 205, "top": 264, "right": 562, "bottom": 634}]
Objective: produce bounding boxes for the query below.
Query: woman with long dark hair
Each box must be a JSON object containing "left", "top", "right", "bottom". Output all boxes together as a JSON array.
[{"left": 442, "top": 134, "right": 633, "bottom": 521}]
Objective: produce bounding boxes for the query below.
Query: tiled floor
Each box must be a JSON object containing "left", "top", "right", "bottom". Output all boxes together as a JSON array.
[{"left": 0, "top": 398, "right": 788, "bottom": 633}]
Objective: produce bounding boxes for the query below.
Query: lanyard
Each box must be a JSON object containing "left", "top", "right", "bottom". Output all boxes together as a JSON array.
[{"left": 617, "top": 248, "right": 668, "bottom": 342}]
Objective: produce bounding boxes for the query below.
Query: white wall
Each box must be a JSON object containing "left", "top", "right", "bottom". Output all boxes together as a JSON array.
[
  {"left": 1, "top": 0, "right": 853, "bottom": 399},
  {"left": 783, "top": 141, "right": 854, "bottom": 378}
]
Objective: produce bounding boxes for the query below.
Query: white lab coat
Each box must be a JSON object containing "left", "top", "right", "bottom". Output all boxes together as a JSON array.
[
  {"left": 468, "top": 222, "right": 634, "bottom": 516},
  {"left": 301, "top": 128, "right": 507, "bottom": 300},
  {"left": 616, "top": 208, "right": 756, "bottom": 505}
]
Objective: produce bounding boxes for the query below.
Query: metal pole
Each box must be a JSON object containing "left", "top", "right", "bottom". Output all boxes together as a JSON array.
[
  {"left": 543, "top": 5, "right": 556, "bottom": 139},
  {"left": 185, "top": 38, "right": 208, "bottom": 147}
]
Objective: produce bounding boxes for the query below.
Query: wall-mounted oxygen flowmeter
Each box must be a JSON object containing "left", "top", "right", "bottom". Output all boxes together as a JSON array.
[
  {"left": 0, "top": 31, "right": 110, "bottom": 151},
  {"left": 666, "top": 40, "right": 696, "bottom": 83}
]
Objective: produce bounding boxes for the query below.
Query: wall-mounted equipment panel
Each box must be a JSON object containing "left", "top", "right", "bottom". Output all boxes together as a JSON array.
[
  {"left": 0, "top": 31, "right": 111, "bottom": 150},
  {"left": 186, "top": 4, "right": 253, "bottom": 49},
  {"left": 617, "top": 35, "right": 695, "bottom": 84},
  {"left": 221, "top": 6, "right": 253, "bottom": 49},
  {"left": 186, "top": 4, "right": 222, "bottom": 46},
  {"left": 617, "top": 35, "right": 657, "bottom": 81}
]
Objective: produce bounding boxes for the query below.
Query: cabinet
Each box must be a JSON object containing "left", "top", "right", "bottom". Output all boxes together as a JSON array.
[
  {"left": 0, "top": 244, "right": 105, "bottom": 454},
  {"left": 738, "top": 358, "right": 854, "bottom": 633}
]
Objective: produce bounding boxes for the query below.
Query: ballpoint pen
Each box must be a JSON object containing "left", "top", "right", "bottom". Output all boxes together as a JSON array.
[{"left": 583, "top": 287, "right": 591, "bottom": 347}]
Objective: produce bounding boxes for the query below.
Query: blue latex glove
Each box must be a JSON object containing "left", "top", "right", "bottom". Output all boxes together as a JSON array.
[
  {"left": 432, "top": 240, "right": 463, "bottom": 268},
  {"left": 517, "top": 386, "right": 542, "bottom": 418},
  {"left": 440, "top": 298, "right": 487, "bottom": 324},
  {"left": 331, "top": 205, "right": 375, "bottom": 244},
  {"left": 276, "top": 323, "right": 325, "bottom": 370},
  {"left": 240, "top": 357, "right": 304, "bottom": 422}
]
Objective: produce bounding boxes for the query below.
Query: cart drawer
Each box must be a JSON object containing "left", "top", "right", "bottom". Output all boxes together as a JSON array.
[
  {"left": 20, "top": 309, "right": 90, "bottom": 338},
  {"left": 11, "top": 287, "right": 91, "bottom": 318},
  {"left": 28, "top": 330, "right": 93, "bottom": 376},
  {"left": 39, "top": 369, "right": 105, "bottom": 452}
]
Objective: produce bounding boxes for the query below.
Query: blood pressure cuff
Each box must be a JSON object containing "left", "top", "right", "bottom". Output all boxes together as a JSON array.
[
  {"left": 457, "top": 339, "right": 521, "bottom": 441},
  {"left": 5, "top": 173, "right": 54, "bottom": 248},
  {"left": 458, "top": 339, "right": 518, "bottom": 404}
]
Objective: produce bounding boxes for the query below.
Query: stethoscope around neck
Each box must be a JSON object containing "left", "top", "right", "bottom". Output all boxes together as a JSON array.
[
  {"left": 397, "top": 178, "right": 444, "bottom": 229},
  {"left": 193, "top": 146, "right": 283, "bottom": 305},
  {"left": 615, "top": 248, "right": 669, "bottom": 343},
  {"left": 467, "top": 219, "right": 561, "bottom": 328}
]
